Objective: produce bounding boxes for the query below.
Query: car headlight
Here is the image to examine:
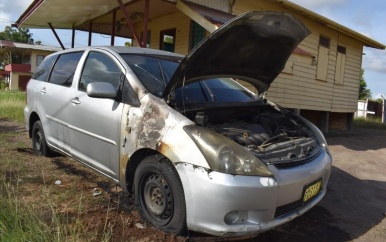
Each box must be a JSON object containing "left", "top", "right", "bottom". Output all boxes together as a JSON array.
[{"left": 183, "top": 125, "right": 272, "bottom": 176}]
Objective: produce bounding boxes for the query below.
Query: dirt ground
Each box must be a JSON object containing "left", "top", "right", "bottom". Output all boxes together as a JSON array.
[{"left": 1, "top": 118, "right": 385, "bottom": 242}]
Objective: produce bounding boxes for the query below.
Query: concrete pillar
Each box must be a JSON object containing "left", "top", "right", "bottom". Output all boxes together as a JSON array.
[
  {"left": 346, "top": 113, "right": 354, "bottom": 132},
  {"left": 321, "top": 111, "right": 330, "bottom": 133}
]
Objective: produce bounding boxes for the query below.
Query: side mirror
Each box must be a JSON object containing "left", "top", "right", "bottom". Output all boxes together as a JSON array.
[{"left": 87, "top": 82, "right": 117, "bottom": 98}]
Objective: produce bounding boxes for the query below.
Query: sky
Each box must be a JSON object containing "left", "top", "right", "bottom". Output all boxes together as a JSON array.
[{"left": 0, "top": 0, "right": 385, "bottom": 98}]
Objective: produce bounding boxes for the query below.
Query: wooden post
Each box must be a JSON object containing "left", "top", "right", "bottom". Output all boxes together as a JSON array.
[
  {"left": 71, "top": 27, "right": 75, "bottom": 48},
  {"left": 48, "top": 23, "right": 65, "bottom": 50},
  {"left": 88, "top": 21, "right": 92, "bottom": 46},
  {"left": 111, "top": 9, "right": 116, "bottom": 46},
  {"left": 116, "top": 0, "right": 143, "bottom": 47},
  {"left": 143, "top": 0, "right": 150, "bottom": 47}
]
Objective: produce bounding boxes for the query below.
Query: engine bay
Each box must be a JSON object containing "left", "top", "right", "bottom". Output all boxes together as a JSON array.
[{"left": 181, "top": 103, "right": 321, "bottom": 166}]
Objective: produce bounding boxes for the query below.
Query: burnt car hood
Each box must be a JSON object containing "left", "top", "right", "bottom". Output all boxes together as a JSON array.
[{"left": 162, "top": 11, "right": 310, "bottom": 98}]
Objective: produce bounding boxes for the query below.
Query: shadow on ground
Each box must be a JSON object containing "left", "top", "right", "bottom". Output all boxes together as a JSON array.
[
  {"left": 0, "top": 118, "right": 25, "bottom": 132},
  {"left": 184, "top": 164, "right": 386, "bottom": 242}
]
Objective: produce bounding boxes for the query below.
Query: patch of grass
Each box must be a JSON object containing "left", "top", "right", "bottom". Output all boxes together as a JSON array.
[
  {"left": 0, "top": 176, "right": 114, "bottom": 242},
  {"left": 0, "top": 130, "right": 114, "bottom": 242},
  {"left": 0, "top": 90, "right": 26, "bottom": 123},
  {"left": 353, "top": 117, "right": 386, "bottom": 130},
  {"left": 0, "top": 180, "right": 53, "bottom": 242}
]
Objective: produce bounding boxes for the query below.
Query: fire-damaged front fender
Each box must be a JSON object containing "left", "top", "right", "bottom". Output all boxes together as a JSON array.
[{"left": 118, "top": 94, "right": 210, "bottom": 191}]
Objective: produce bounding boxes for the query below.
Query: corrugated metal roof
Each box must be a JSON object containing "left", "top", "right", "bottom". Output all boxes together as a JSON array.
[{"left": 0, "top": 40, "right": 62, "bottom": 52}]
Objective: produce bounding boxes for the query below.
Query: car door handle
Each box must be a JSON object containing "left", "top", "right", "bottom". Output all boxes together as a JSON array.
[
  {"left": 71, "top": 97, "right": 81, "bottom": 105},
  {"left": 40, "top": 87, "right": 46, "bottom": 94}
]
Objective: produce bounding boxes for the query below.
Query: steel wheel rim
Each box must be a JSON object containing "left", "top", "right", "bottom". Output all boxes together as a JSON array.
[
  {"left": 34, "top": 129, "right": 43, "bottom": 154},
  {"left": 140, "top": 171, "right": 174, "bottom": 225}
]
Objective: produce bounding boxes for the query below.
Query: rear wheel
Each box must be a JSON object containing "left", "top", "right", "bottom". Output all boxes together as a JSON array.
[
  {"left": 32, "top": 121, "right": 52, "bottom": 156},
  {"left": 134, "top": 155, "right": 186, "bottom": 234}
]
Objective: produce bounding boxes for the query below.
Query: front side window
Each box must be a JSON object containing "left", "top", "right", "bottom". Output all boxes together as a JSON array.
[
  {"left": 121, "top": 54, "right": 180, "bottom": 97},
  {"left": 49, "top": 52, "right": 83, "bottom": 87},
  {"left": 79, "top": 52, "right": 123, "bottom": 92},
  {"left": 32, "top": 54, "right": 57, "bottom": 82}
]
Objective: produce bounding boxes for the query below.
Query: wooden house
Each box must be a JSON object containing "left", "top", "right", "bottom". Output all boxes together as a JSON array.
[{"left": 15, "top": 0, "right": 385, "bottom": 131}]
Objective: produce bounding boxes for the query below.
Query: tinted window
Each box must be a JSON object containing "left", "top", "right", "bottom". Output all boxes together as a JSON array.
[
  {"left": 121, "top": 54, "right": 180, "bottom": 97},
  {"left": 79, "top": 52, "right": 122, "bottom": 92},
  {"left": 49, "top": 52, "right": 83, "bottom": 87},
  {"left": 32, "top": 55, "right": 57, "bottom": 81},
  {"left": 175, "top": 78, "right": 256, "bottom": 104}
]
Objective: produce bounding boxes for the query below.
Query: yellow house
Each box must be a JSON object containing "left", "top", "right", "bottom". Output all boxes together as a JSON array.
[
  {"left": 0, "top": 40, "right": 61, "bottom": 90},
  {"left": 15, "top": 0, "right": 385, "bottom": 131}
]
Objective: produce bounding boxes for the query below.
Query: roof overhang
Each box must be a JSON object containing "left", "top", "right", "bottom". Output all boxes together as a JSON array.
[
  {"left": 15, "top": 0, "right": 178, "bottom": 39},
  {"left": 273, "top": 0, "right": 385, "bottom": 49}
]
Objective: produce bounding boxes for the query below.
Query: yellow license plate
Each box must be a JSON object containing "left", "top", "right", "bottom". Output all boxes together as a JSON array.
[{"left": 303, "top": 179, "right": 322, "bottom": 202}]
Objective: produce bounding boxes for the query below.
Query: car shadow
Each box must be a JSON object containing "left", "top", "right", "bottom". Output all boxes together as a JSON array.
[
  {"left": 185, "top": 165, "right": 386, "bottom": 242},
  {"left": 0, "top": 117, "right": 25, "bottom": 133},
  {"left": 326, "top": 127, "right": 386, "bottom": 151}
]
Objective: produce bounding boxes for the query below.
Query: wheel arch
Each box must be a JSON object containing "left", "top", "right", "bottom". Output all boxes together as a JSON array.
[
  {"left": 125, "top": 148, "right": 163, "bottom": 193},
  {"left": 28, "top": 112, "right": 40, "bottom": 138}
]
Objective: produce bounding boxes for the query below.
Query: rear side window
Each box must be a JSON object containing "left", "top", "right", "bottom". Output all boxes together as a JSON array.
[
  {"left": 31, "top": 55, "right": 57, "bottom": 81},
  {"left": 79, "top": 51, "right": 123, "bottom": 92},
  {"left": 49, "top": 52, "right": 83, "bottom": 87}
]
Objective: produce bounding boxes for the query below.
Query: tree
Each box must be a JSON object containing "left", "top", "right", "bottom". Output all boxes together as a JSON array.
[
  {"left": 0, "top": 26, "right": 34, "bottom": 44},
  {"left": 358, "top": 69, "right": 372, "bottom": 100}
]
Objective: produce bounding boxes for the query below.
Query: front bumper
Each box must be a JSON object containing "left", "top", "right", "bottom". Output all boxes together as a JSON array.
[{"left": 175, "top": 148, "right": 332, "bottom": 237}]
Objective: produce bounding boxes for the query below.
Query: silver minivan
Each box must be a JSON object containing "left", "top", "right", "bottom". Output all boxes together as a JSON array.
[{"left": 24, "top": 11, "right": 332, "bottom": 237}]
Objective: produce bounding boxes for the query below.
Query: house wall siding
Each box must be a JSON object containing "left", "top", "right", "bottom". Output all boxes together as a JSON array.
[
  {"left": 232, "top": 0, "right": 363, "bottom": 113},
  {"left": 135, "top": 12, "right": 191, "bottom": 55}
]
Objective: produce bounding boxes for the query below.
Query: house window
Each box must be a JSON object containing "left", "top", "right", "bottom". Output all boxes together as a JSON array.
[
  {"left": 36, "top": 55, "right": 45, "bottom": 66},
  {"left": 141, "top": 30, "right": 151, "bottom": 48},
  {"left": 189, "top": 21, "right": 206, "bottom": 51},
  {"left": 22, "top": 54, "right": 31, "bottom": 64},
  {"left": 316, "top": 35, "right": 330, "bottom": 81},
  {"left": 335, "top": 45, "right": 346, "bottom": 85},
  {"left": 160, "top": 28, "right": 176, "bottom": 52},
  {"left": 319, "top": 36, "right": 330, "bottom": 48}
]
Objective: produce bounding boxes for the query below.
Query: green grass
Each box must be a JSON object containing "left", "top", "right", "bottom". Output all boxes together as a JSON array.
[
  {"left": 0, "top": 130, "right": 113, "bottom": 242},
  {"left": 0, "top": 91, "right": 26, "bottom": 123},
  {"left": 353, "top": 116, "right": 386, "bottom": 130},
  {"left": 0, "top": 181, "right": 53, "bottom": 242}
]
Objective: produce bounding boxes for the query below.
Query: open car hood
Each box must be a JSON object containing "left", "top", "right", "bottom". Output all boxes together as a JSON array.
[{"left": 162, "top": 11, "right": 310, "bottom": 98}]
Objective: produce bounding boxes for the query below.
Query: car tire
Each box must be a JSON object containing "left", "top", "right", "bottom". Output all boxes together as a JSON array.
[
  {"left": 32, "top": 120, "right": 52, "bottom": 157},
  {"left": 134, "top": 155, "right": 187, "bottom": 235}
]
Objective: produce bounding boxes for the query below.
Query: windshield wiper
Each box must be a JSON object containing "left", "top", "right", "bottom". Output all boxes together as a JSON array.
[
  {"left": 157, "top": 59, "right": 167, "bottom": 87},
  {"left": 200, "top": 80, "right": 216, "bottom": 102}
]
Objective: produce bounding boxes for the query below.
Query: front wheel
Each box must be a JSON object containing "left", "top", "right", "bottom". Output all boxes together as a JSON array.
[
  {"left": 134, "top": 155, "right": 186, "bottom": 234},
  {"left": 32, "top": 120, "right": 52, "bottom": 156}
]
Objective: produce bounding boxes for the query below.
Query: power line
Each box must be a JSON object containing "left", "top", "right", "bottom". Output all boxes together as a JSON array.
[{"left": 0, "top": 17, "right": 14, "bottom": 22}]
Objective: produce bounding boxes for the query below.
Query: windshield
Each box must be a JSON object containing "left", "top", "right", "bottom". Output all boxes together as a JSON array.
[
  {"left": 121, "top": 54, "right": 257, "bottom": 104},
  {"left": 121, "top": 54, "right": 180, "bottom": 97},
  {"left": 174, "top": 78, "right": 257, "bottom": 105}
]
